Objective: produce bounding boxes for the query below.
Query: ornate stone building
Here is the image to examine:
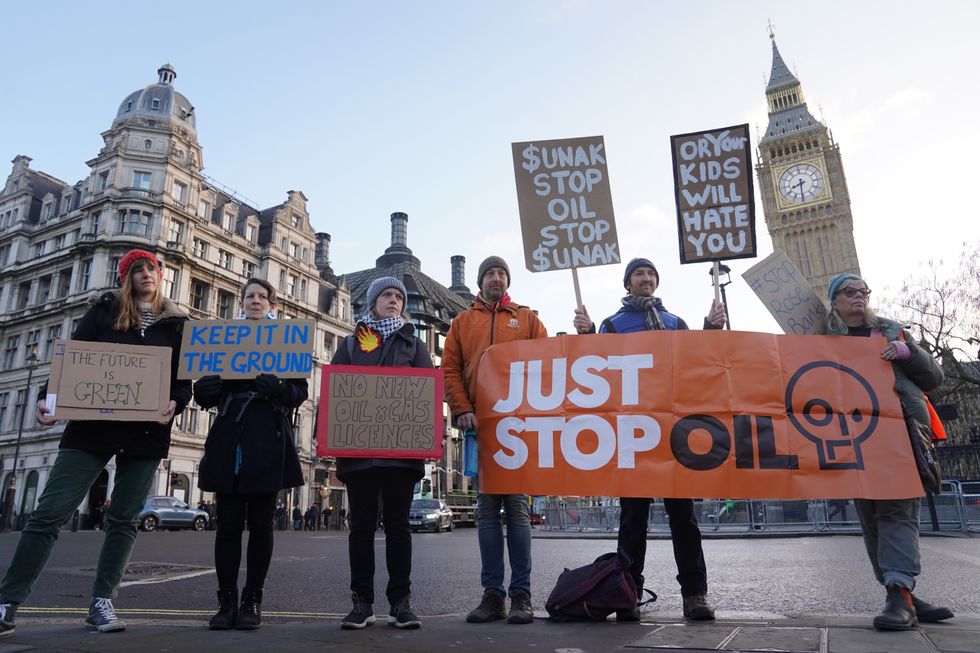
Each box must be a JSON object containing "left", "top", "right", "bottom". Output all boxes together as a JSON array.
[
  {"left": 0, "top": 65, "right": 354, "bottom": 526},
  {"left": 755, "top": 34, "right": 862, "bottom": 298}
]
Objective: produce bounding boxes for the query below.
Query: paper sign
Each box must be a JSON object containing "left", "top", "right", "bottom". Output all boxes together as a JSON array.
[
  {"left": 46, "top": 339, "right": 171, "bottom": 421},
  {"left": 671, "top": 124, "right": 757, "bottom": 263},
  {"left": 742, "top": 250, "right": 827, "bottom": 335},
  {"left": 316, "top": 365, "right": 445, "bottom": 459},
  {"left": 475, "top": 332, "right": 921, "bottom": 500},
  {"left": 177, "top": 319, "right": 315, "bottom": 380},
  {"left": 512, "top": 135, "right": 621, "bottom": 272}
]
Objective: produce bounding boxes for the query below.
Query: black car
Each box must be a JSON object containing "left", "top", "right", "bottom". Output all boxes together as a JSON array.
[
  {"left": 139, "top": 496, "right": 209, "bottom": 532},
  {"left": 409, "top": 499, "right": 454, "bottom": 533}
]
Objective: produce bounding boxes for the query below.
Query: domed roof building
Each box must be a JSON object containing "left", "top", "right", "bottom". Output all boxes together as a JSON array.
[{"left": 113, "top": 64, "right": 196, "bottom": 135}]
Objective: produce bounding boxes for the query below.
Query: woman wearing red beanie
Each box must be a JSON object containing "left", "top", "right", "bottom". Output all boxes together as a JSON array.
[{"left": 0, "top": 249, "right": 190, "bottom": 638}]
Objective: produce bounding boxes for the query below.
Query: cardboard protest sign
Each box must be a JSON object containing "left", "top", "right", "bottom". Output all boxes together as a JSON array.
[
  {"left": 743, "top": 250, "right": 827, "bottom": 335},
  {"left": 512, "top": 135, "right": 620, "bottom": 272},
  {"left": 45, "top": 339, "right": 172, "bottom": 421},
  {"left": 177, "top": 319, "right": 315, "bottom": 380},
  {"left": 316, "top": 365, "right": 445, "bottom": 459},
  {"left": 671, "top": 124, "right": 756, "bottom": 263},
  {"left": 475, "top": 332, "right": 921, "bottom": 500}
]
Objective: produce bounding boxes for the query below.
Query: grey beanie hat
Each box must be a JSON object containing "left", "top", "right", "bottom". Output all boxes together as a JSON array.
[
  {"left": 366, "top": 276, "right": 407, "bottom": 312},
  {"left": 478, "top": 255, "right": 510, "bottom": 289},
  {"left": 623, "top": 257, "right": 659, "bottom": 289}
]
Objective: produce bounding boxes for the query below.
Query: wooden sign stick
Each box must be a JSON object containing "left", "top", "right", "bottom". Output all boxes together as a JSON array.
[
  {"left": 712, "top": 261, "right": 721, "bottom": 305},
  {"left": 571, "top": 267, "right": 583, "bottom": 309}
]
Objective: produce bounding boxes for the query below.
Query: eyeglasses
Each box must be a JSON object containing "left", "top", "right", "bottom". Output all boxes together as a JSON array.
[{"left": 838, "top": 287, "right": 871, "bottom": 298}]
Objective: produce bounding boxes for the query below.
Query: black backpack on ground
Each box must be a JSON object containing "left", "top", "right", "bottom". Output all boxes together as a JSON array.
[{"left": 545, "top": 550, "right": 656, "bottom": 622}]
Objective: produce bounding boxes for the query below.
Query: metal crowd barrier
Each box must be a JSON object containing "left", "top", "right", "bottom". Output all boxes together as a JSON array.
[{"left": 541, "top": 486, "right": 979, "bottom": 534}]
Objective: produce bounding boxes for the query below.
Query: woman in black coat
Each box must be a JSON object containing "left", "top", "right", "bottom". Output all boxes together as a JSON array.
[
  {"left": 193, "top": 278, "right": 306, "bottom": 631},
  {"left": 333, "top": 276, "right": 431, "bottom": 631},
  {"left": 0, "top": 249, "right": 190, "bottom": 637}
]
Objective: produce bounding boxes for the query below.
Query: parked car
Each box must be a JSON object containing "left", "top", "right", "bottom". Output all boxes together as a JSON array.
[
  {"left": 139, "top": 496, "right": 209, "bottom": 532},
  {"left": 409, "top": 498, "right": 454, "bottom": 533}
]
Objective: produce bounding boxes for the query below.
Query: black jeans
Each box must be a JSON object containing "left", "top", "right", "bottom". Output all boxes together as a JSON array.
[
  {"left": 345, "top": 468, "right": 417, "bottom": 605},
  {"left": 214, "top": 492, "right": 277, "bottom": 591},
  {"left": 617, "top": 497, "right": 708, "bottom": 597}
]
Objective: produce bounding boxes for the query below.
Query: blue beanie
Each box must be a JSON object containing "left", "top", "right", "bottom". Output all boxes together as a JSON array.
[
  {"left": 623, "top": 258, "right": 659, "bottom": 289},
  {"left": 828, "top": 273, "right": 864, "bottom": 301},
  {"left": 366, "top": 276, "right": 407, "bottom": 311}
]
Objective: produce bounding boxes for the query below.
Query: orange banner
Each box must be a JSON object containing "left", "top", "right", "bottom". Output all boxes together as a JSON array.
[{"left": 475, "top": 332, "right": 922, "bottom": 499}]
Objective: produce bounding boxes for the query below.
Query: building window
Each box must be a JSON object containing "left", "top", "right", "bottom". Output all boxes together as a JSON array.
[
  {"left": 278, "top": 270, "right": 286, "bottom": 292},
  {"left": 217, "top": 291, "right": 234, "bottom": 319},
  {"left": 241, "top": 261, "right": 255, "bottom": 278},
  {"left": 290, "top": 242, "right": 300, "bottom": 259},
  {"left": 13, "top": 390, "right": 26, "bottom": 434},
  {"left": 37, "top": 276, "right": 52, "bottom": 304},
  {"left": 245, "top": 224, "right": 256, "bottom": 243},
  {"left": 151, "top": 98, "right": 160, "bottom": 110},
  {"left": 172, "top": 180, "right": 187, "bottom": 204},
  {"left": 90, "top": 211, "right": 102, "bottom": 234},
  {"left": 32, "top": 242, "right": 45, "bottom": 258},
  {"left": 16, "top": 283, "right": 30, "bottom": 310},
  {"left": 118, "top": 209, "right": 151, "bottom": 235},
  {"left": 79, "top": 259, "right": 92, "bottom": 291},
  {"left": 133, "top": 171, "right": 152, "bottom": 189},
  {"left": 218, "top": 250, "right": 233, "bottom": 270},
  {"left": 98, "top": 170, "right": 110, "bottom": 190},
  {"left": 162, "top": 267, "right": 179, "bottom": 300},
  {"left": 193, "top": 238, "right": 209, "bottom": 259},
  {"left": 191, "top": 280, "right": 210, "bottom": 311},
  {"left": 57, "top": 269, "right": 71, "bottom": 298},
  {"left": 199, "top": 200, "right": 211, "bottom": 220},
  {"left": 44, "top": 325, "right": 62, "bottom": 362},
  {"left": 25, "top": 330, "right": 40, "bottom": 359},
  {"left": 0, "top": 244, "right": 9, "bottom": 267},
  {"left": 3, "top": 336, "right": 18, "bottom": 369},
  {"left": 291, "top": 214, "right": 301, "bottom": 228},
  {"left": 106, "top": 256, "right": 121, "bottom": 286},
  {"left": 54, "top": 234, "right": 66, "bottom": 250},
  {"left": 288, "top": 274, "right": 298, "bottom": 298},
  {"left": 0, "top": 392, "right": 8, "bottom": 431},
  {"left": 222, "top": 213, "right": 233, "bottom": 231},
  {"left": 168, "top": 219, "right": 184, "bottom": 244},
  {"left": 143, "top": 139, "right": 153, "bottom": 150},
  {"left": 41, "top": 202, "right": 53, "bottom": 220}
]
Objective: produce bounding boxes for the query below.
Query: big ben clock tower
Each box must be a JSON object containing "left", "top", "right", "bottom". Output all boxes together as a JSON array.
[{"left": 755, "top": 31, "right": 861, "bottom": 299}]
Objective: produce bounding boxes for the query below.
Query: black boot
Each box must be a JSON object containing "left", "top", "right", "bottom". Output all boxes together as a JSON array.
[
  {"left": 873, "top": 585, "right": 916, "bottom": 631},
  {"left": 208, "top": 589, "right": 238, "bottom": 630},
  {"left": 236, "top": 587, "right": 263, "bottom": 630},
  {"left": 911, "top": 594, "right": 954, "bottom": 622}
]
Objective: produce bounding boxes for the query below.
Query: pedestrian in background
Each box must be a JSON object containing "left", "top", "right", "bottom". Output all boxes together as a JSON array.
[
  {"left": 332, "top": 276, "right": 430, "bottom": 630},
  {"left": 193, "top": 278, "right": 307, "bottom": 631},
  {"left": 0, "top": 249, "right": 190, "bottom": 638},
  {"left": 573, "top": 257, "right": 724, "bottom": 622},
  {"left": 443, "top": 256, "right": 548, "bottom": 625},
  {"left": 821, "top": 273, "right": 953, "bottom": 630}
]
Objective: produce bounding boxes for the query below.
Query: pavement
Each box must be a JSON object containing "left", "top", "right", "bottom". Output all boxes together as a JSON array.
[{"left": 1, "top": 608, "right": 978, "bottom": 653}]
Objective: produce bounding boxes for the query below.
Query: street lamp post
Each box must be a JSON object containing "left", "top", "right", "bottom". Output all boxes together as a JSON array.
[
  {"left": 709, "top": 264, "right": 733, "bottom": 330},
  {"left": 3, "top": 349, "right": 40, "bottom": 531}
]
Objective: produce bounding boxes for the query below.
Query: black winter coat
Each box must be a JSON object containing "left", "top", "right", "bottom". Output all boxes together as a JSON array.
[
  {"left": 195, "top": 375, "right": 307, "bottom": 495},
  {"left": 331, "top": 322, "right": 431, "bottom": 482},
  {"left": 38, "top": 291, "right": 191, "bottom": 460}
]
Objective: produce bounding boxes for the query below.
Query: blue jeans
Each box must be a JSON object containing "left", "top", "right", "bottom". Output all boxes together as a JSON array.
[
  {"left": 0, "top": 448, "right": 159, "bottom": 603},
  {"left": 477, "top": 493, "right": 531, "bottom": 597},
  {"left": 854, "top": 498, "right": 921, "bottom": 590}
]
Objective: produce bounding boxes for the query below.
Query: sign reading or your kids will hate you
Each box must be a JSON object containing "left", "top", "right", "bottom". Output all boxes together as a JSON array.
[
  {"left": 512, "top": 135, "right": 620, "bottom": 272},
  {"left": 316, "top": 365, "right": 445, "bottom": 459},
  {"left": 177, "top": 319, "right": 315, "bottom": 380},
  {"left": 475, "top": 332, "right": 923, "bottom": 500},
  {"left": 671, "top": 124, "right": 756, "bottom": 263},
  {"left": 45, "top": 339, "right": 171, "bottom": 422}
]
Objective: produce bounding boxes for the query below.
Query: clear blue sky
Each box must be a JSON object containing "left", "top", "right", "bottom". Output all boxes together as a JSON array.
[{"left": 3, "top": 1, "right": 977, "bottom": 334}]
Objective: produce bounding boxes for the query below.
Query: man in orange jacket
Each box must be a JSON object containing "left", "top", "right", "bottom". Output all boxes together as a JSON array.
[{"left": 443, "top": 256, "right": 547, "bottom": 626}]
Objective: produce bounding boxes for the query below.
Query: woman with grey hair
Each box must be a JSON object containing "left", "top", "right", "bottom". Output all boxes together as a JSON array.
[{"left": 824, "top": 273, "right": 953, "bottom": 630}]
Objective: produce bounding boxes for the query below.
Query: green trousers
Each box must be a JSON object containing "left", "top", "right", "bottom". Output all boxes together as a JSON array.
[{"left": 0, "top": 448, "right": 159, "bottom": 603}]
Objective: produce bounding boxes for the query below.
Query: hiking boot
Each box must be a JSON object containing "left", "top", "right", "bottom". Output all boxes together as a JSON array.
[
  {"left": 388, "top": 595, "right": 421, "bottom": 629},
  {"left": 236, "top": 587, "right": 262, "bottom": 630},
  {"left": 874, "top": 585, "right": 917, "bottom": 631},
  {"left": 682, "top": 594, "right": 715, "bottom": 621},
  {"left": 85, "top": 597, "right": 126, "bottom": 633},
  {"left": 507, "top": 590, "right": 533, "bottom": 625},
  {"left": 466, "top": 589, "right": 506, "bottom": 623},
  {"left": 616, "top": 606, "right": 641, "bottom": 622},
  {"left": 341, "top": 593, "right": 376, "bottom": 629},
  {"left": 911, "top": 594, "right": 954, "bottom": 622},
  {"left": 208, "top": 589, "right": 238, "bottom": 630},
  {"left": 0, "top": 603, "right": 17, "bottom": 639}
]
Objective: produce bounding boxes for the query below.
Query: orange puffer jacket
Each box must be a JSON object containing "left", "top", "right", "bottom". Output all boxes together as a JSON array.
[{"left": 442, "top": 299, "right": 548, "bottom": 417}]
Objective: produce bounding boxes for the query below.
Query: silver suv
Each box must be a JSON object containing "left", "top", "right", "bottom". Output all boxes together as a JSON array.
[{"left": 139, "top": 496, "right": 209, "bottom": 532}]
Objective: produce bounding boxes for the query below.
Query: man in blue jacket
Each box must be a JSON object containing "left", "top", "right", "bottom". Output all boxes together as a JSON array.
[{"left": 573, "top": 257, "right": 726, "bottom": 622}]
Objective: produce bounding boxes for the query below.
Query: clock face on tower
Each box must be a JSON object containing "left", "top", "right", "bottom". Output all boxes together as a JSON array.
[{"left": 778, "top": 163, "right": 825, "bottom": 203}]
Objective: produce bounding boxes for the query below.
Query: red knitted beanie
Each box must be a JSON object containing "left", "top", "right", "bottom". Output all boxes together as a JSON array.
[{"left": 118, "top": 249, "right": 161, "bottom": 284}]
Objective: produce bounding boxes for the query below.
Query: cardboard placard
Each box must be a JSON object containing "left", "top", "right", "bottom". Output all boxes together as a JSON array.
[
  {"left": 177, "top": 319, "right": 315, "bottom": 380},
  {"left": 671, "top": 124, "right": 756, "bottom": 263},
  {"left": 742, "top": 250, "right": 827, "bottom": 335},
  {"left": 512, "top": 135, "right": 620, "bottom": 272},
  {"left": 475, "top": 332, "right": 921, "bottom": 500},
  {"left": 45, "top": 339, "right": 172, "bottom": 421},
  {"left": 316, "top": 365, "right": 445, "bottom": 459}
]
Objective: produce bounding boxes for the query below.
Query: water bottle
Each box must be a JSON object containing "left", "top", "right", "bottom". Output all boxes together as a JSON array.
[{"left": 463, "top": 429, "right": 479, "bottom": 477}]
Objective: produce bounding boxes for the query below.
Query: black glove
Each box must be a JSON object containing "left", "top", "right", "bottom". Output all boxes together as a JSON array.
[
  {"left": 194, "top": 375, "right": 223, "bottom": 404},
  {"left": 255, "top": 373, "right": 288, "bottom": 401}
]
